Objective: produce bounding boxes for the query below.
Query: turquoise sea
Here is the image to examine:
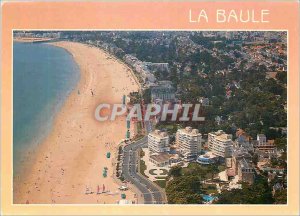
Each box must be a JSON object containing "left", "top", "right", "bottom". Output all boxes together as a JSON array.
[{"left": 13, "top": 42, "right": 80, "bottom": 174}]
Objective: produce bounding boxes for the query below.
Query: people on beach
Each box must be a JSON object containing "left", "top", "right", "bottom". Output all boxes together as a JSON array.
[{"left": 14, "top": 41, "right": 138, "bottom": 204}]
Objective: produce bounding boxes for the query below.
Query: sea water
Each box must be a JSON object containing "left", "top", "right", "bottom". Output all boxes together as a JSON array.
[{"left": 13, "top": 42, "right": 80, "bottom": 174}]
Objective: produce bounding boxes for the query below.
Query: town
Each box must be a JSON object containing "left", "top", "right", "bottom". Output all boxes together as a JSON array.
[{"left": 14, "top": 30, "right": 287, "bottom": 204}]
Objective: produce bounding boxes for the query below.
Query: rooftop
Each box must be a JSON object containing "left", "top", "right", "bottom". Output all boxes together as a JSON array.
[
  {"left": 177, "top": 127, "right": 201, "bottom": 136},
  {"left": 149, "top": 130, "right": 169, "bottom": 139},
  {"left": 239, "top": 158, "right": 252, "bottom": 169},
  {"left": 198, "top": 151, "right": 218, "bottom": 159},
  {"left": 150, "top": 152, "right": 170, "bottom": 163},
  {"left": 210, "top": 130, "right": 232, "bottom": 141}
]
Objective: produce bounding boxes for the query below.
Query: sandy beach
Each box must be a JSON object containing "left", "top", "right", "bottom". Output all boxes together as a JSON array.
[{"left": 13, "top": 41, "right": 140, "bottom": 204}]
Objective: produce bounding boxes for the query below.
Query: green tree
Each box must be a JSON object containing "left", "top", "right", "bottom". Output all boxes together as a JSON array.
[
  {"left": 215, "top": 176, "right": 274, "bottom": 204},
  {"left": 273, "top": 189, "right": 287, "bottom": 204},
  {"left": 166, "top": 175, "right": 203, "bottom": 204},
  {"left": 168, "top": 165, "right": 182, "bottom": 178}
]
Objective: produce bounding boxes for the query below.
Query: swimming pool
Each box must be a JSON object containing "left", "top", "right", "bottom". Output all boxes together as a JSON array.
[{"left": 202, "top": 194, "right": 215, "bottom": 202}]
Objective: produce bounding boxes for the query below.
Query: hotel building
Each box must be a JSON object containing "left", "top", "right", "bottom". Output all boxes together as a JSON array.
[
  {"left": 208, "top": 130, "right": 233, "bottom": 158},
  {"left": 148, "top": 130, "right": 170, "bottom": 153},
  {"left": 176, "top": 127, "right": 202, "bottom": 161}
]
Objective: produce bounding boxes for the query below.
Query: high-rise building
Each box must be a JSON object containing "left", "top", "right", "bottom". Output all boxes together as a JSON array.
[
  {"left": 148, "top": 130, "right": 170, "bottom": 153},
  {"left": 176, "top": 127, "right": 202, "bottom": 161},
  {"left": 208, "top": 130, "right": 233, "bottom": 158}
]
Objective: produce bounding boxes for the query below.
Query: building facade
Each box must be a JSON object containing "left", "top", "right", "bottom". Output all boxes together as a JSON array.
[
  {"left": 149, "top": 152, "right": 170, "bottom": 167},
  {"left": 176, "top": 127, "right": 202, "bottom": 161},
  {"left": 148, "top": 130, "right": 170, "bottom": 153},
  {"left": 253, "top": 134, "right": 276, "bottom": 153},
  {"left": 196, "top": 152, "right": 219, "bottom": 165},
  {"left": 237, "top": 158, "right": 255, "bottom": 184},
  {"left": 232, "top": 147, "right": 253, "bottom": 175},
  {"left": 208, "top": 130, "right": 233, "bottom": 158}
]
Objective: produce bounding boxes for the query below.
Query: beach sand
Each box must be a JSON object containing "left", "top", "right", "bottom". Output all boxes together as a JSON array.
[{"left": 13, "top": 41, "right": 140, "bottom": 204}]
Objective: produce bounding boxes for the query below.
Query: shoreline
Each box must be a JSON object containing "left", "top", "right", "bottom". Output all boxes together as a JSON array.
[
  {"left": 14, "top": 41, "right": 140, "bottom": 204},
  {"left": 13, "top": 37, "right": 58, "bottom": 43},
  {"left": 13, "top": 42, "right": 81, "bottom": 178}
]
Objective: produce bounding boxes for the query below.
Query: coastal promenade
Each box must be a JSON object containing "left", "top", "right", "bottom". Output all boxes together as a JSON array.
[{"left": 121, "top": 122, "right": 167, "bottom": 204}]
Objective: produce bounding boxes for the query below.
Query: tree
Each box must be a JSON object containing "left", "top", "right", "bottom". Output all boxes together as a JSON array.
[
  {"left": 276, "top": 72, "right": 287, "bottom": 84},
  {"left": 273, "top": 189, "right": 287, "bottom": 204},
  {"left": 166, "top": 175, "right": 203, "bottom": 204},
  {"left": 208, "top": 164, "right": 219, "bottom": 180},
  {"left": 274, "top": 137, "right": 287, "bottom": 151},
  {"left": 215, "top": 176, "right": 274, "bottom": 204},
  {"left": 168, "top": 165, "right": 182, "bottom": 178},
  {"left": 252, "top": 154, "right": 259, "bottom": 166}
]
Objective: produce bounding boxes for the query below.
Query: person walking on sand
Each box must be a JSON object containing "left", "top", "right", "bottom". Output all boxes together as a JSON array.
[{"left": 90, "top": 89, "right": 94, "bottom": 96}]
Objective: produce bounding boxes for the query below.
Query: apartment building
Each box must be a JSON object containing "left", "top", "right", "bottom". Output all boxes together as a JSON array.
[
  {"left": 148, "top": 130, "right": 170, "bottom": 153},
  {"left": 176, "top": 127, "right": 202, "bottom": 161},
  {"left": 208, "top": 130, "right": 233, "bottom": 158}
]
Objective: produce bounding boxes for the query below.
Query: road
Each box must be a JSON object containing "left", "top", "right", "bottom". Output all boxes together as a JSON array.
[{"left": 121, "top": 121, "right": 165, "bottom": 204}]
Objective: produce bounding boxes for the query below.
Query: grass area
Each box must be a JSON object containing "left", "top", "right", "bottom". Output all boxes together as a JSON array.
[
  {"left": 155, "top": 176, "right": 166, "bottom": 180},
  {"left": 140, "top": 149, "right": 145, "bottom": 158},
  {"left": 130, "top": 121, "right": 144, "bottom": 141},
  {"left": 154, "top": 180, "right": 167, "bottom": 189},
  {"left": 218, "top": 165, "right": 226, "bottom": 172},
  {"left": 139, "top": 159, "right": 148, "bottom": 178},
  {"left": 202, "top": 184, "right": 218, "bottom": 194},
  {"left": 149, "top": 169, "right": 157, "bottom": 176},
  {"left": 182, "top": 162, "right": 208, "bottom": 174},
  {"left": 159, "top": 169, "right": 168, "bottom": 175}
]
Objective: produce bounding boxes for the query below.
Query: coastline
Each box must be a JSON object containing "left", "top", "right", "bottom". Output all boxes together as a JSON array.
[
  {"left": 14, "top": 41, "right": 140, "bottom": 204},
  {"left": 13, "top": 37, "right": 57, "bottom": 43},
  {"left": 13, "top": 42, "right": 81, "bottom": 177}
]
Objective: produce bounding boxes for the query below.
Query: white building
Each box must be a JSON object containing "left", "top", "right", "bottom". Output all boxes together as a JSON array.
[
  {"left": 176, "top": 127, "right": 202, "bottom": 161},
  {"left": 208, "top": 130, "right": 233, "bottom": 158},
  {"left": 149, "top": 152, "right": 170, "bottom": 167},
  {"left": 148, "top": 130, "right": 170, "bottom": 153},
  {"left": 257, "top": 134, "right": 267, "bottom": 145}
]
